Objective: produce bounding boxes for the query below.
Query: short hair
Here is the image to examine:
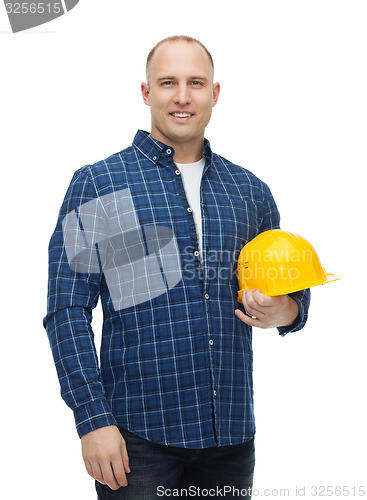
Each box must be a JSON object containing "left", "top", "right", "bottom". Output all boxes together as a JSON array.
[{"left": 146, "top": 35, "right": 214, "bottom": 83}]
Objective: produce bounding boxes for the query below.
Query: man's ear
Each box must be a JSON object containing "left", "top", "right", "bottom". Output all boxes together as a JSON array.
[
  {"left": 212, "top": 82, "right": 220, "bottom": 107},
  {"left": 141, "top": 82, "right": 151, "bottom": 106}
]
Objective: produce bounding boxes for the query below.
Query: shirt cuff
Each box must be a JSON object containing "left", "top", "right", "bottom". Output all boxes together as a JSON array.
[
  {"left": 73, "top": 399, "right": 118, "bottom": 438},
  {"left": 277, "top": 291, "right": 309, "bottom": 337}
]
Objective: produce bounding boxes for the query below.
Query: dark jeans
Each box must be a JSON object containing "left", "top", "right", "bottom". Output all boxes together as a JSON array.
[{"left": 96, "top": 427, "right": 255, "bottom": 499}]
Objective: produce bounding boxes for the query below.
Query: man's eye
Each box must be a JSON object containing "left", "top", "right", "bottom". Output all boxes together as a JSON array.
[
  {"left": 191, "top": 81, "right": 203, "bottom": 86},
  {"left": 162, "top": 81, "right": 174, "bottom": 86}
]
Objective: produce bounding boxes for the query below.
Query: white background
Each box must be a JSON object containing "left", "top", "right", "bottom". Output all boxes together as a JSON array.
[{"left": 1, "top": 1, "right": 366, "bottom": 498}]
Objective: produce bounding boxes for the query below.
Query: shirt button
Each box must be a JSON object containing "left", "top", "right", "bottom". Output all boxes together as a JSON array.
[
  {"left": 194, "top": 250, "right": 200, "bottom": 257},
  {"left": 205, "top": 293, "right": 210, "bottom": 300},
  {"left": 209, "top": 339, "right": 214, "bottom": 345},
  {"left": 153, "top": 156, "right": 157, "bottom": 161},
  {"left": 187, "top": 207, "right": 192, "bottom": 213},
  {"left": 213, "top": 390, "right": 217, "bottom": 397},
  {"left": 166, "top": 149, "right": 172, "bottom": 155},
  {"left": 175, "top": 169, "right": 181, "bottom": 175}
]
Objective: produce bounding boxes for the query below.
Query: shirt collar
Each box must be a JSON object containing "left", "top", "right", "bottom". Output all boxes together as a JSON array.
[{"left": 132, "top": 130, "right": 213, "bottom": 166}]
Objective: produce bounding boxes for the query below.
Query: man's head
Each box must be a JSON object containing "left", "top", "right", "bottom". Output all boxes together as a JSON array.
[{"left": 141, "top": 36, "right": 220, "bottom": 158}]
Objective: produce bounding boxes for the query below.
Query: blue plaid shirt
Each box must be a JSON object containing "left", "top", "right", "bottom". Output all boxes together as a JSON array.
[{"left": 44, "top": 130, "right": 310, "bottom": 448}]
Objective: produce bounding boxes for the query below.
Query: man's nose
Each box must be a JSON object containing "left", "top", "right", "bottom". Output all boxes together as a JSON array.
[{"left": 174, "top": 84, "right": 191, "bottom": 105}]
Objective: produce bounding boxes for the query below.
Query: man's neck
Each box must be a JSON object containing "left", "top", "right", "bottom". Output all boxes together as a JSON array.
[
  {"left": 172, "top": 142, "right": 204, "bottom": 164},
  {"left": 150, "top": 131, "right": 204, "bottom": 164}
]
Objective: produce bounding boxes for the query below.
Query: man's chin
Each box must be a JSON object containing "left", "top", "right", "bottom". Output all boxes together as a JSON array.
[{"left": 165, "top": 128, "right": 203, "bottom": 144}]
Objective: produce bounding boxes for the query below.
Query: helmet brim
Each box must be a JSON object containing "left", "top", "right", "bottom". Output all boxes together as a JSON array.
[
  {"left": 237, "top": 272, "right": 340, "bottom": 303},
  {"left": 324, "top": 272, "right": 339, "bottom": 284}
]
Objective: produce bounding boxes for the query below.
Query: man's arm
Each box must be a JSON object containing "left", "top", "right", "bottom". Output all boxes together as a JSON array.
[
  {"left": 43, "top": 166, "right": 116, "bottom": 435},
  {"left": 43, "top": 166, "right": 130, "bottom": 488}
]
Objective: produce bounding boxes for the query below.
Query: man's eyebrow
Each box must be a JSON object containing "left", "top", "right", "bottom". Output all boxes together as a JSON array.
[
  {"left": 189, "top": 76, "right": 209, "bottom": 82},
  {"left": 156, "top": 76, "right": 176, "bottom": 81},
  {"left": 156, "top": 76, "right": 209, "bottom": 82}
]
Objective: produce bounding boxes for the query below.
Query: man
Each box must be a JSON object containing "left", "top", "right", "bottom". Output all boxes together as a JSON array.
[{"left": 44, "top": 36, "right": 310, "bottom": 499}]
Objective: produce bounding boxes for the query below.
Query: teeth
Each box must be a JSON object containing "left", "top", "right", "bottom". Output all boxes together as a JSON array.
[{"left": 172, "top": 113, "right": 192, "bottom": 118}]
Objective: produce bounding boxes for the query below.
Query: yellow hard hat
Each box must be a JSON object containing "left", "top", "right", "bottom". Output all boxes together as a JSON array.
[{"left": 237, "top": 229, "right": 339, "bottom": 302}]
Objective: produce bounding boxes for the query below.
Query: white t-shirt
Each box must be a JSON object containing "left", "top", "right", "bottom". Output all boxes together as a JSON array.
[{"left": 175, "top": 158, "right": 205, "bottom": 259}]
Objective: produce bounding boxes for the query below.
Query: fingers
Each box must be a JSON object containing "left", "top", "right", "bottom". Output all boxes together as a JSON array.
[
  {"left": 87, "top": 452, "right": 128, "bottom": 490},
  {"left": 234, "top": 289, "right": 264, "bottom": 327},
  {"left": 234, "top": 308, "right": 248, "bottom": 323},
  {"left": 81, "top": 425, "right": 130, "bottom": 491},
  {"left": 85, "top": 459, "right": 104, "bottom": 484},
  {"left": 109, "top": 438, "right": 130, "bottom": 489},
  {"left": 85, "top": 457, "right": 105, "bottom": 486},
  {"left": 111, "top": 458, "right": 128, "bottom": 488},
  {"left": 234, "top": 308, "right": 263, "bottom": 328},
  {"left": 101, "top": 458, "right": 126, "bottom": 490},
  {"left": 236, "top": 290, "right": 298, "bottom": 329},
  {"left": 121, "top": 439, "right": 130, "bottom": 474},
  {"left": 241, "top": 289, "right": 267, "bottom": 318},
  {"left": 236, "top": 289, "right": 276, "bottom": 328}
]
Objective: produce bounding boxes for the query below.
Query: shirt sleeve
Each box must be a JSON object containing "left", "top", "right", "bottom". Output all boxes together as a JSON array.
[
  {"left": 277, "top": 288, "right": 311, "bottom": 336},
  {"left": 43, "top": 166, "right": 118, "bottom": 438},
  {"left": 260, "top": 180, "right": 311, "bottom": 336}
]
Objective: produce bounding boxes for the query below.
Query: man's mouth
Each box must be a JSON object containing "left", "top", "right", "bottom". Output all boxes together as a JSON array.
[{"left": 169, "top": 112, "right": 194, "bottom": 118}]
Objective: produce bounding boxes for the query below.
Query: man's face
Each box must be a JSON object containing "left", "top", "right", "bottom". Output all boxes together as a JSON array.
[{"left": 141, "top": 41, "right": 220, "bottom": 149}]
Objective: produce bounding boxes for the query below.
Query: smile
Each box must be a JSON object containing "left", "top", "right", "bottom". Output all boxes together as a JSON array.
[{"left": 170, "top": 112, "right": 194, "bottom": 118}]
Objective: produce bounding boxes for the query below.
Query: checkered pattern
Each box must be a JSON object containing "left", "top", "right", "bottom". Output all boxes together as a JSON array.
[{"left": 43, "top": 130, "right": 310, "bottom": 447}]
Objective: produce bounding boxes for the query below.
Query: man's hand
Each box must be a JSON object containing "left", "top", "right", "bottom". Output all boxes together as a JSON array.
[
  {"left": 81, "top": 425, "right": 130, "bottom": 490},
  {"left": 234, "top": 289, "right": 299, "bottom": 329}
]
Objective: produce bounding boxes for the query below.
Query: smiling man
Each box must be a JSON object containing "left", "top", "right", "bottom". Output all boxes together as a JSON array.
[{"left": 44, "top": 36, "right": 310, "bottom": 499}]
